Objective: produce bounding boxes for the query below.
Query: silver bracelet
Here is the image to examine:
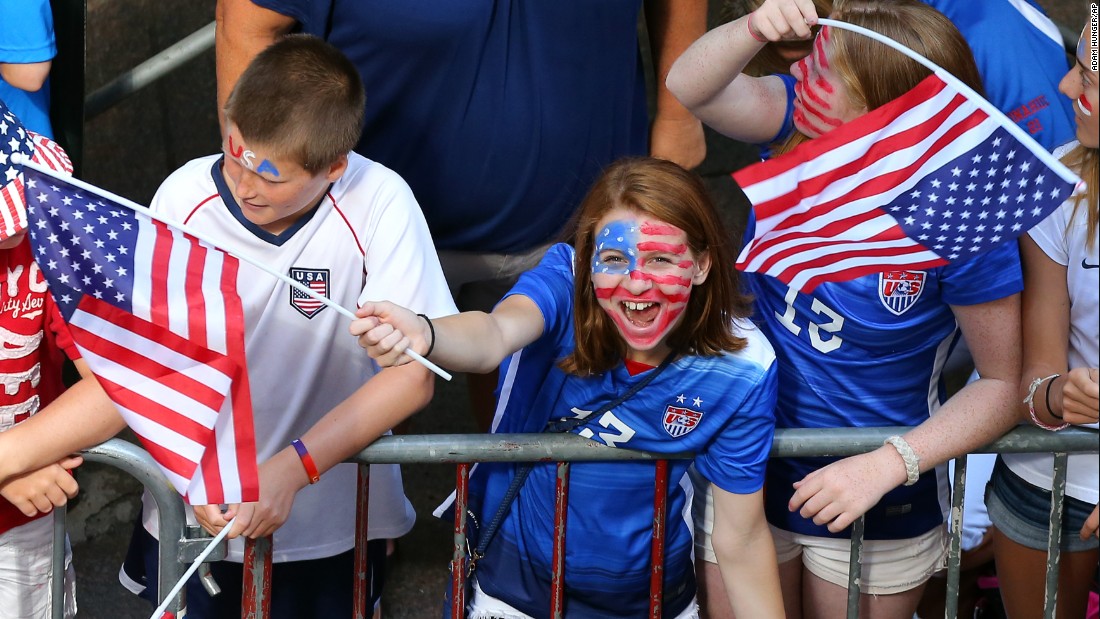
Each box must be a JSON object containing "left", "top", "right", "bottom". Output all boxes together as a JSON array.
[{"left": 884, "top": 435, "right": 920, "bottom": 486}]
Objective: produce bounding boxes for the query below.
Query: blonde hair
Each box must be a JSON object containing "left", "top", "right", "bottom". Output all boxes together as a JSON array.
[
  {"left": 1061, "top": 145, "right": 1099, "bottom": 250},
  {"left": 559, "top": 158, "right": 751, "bottom": 376}
]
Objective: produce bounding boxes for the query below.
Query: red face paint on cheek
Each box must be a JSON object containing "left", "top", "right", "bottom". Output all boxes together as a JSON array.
[
  {"left": 813, "top": 34, "right": 830, "bottom": 70},
  {"left": 1079, "top": 93, "right": 1094, "bottom": 115}
]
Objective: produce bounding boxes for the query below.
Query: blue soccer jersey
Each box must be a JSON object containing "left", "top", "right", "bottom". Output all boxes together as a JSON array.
[
  {"left": 461, "top": 244, "right": 777, "bottom": 617},
  {"left": 744, "top": 212, "right": 1022, "bottom": 540}
]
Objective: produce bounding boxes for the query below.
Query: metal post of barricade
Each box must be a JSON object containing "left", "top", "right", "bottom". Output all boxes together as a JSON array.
[
  {"left": 944, "top": 454, "right": 969, "bottom": 619},
  {"left": 242, "top": 536, "right": 273, "bottom": 619},
  {"left": 845, "top": 515, "right": 865, "bottom": 619},
  {"left": 51, "top": 504, "right": 67, "bottom": 619},
  {"left": 353, "top": 463, "right": 372, "bottom": 619},
  {"left": 649, "top": 459, "right": 670, "bottom": 619},
  {"left": 549, "top": 461, "right": 571, "bottom": 618},
  {"left": 452, "top": 463, "right": 472, "bottom": 618},
  {"left": 82, "top": 438, "right": 191, "bottom": 616},
  {"left": 1043, "top": 452, "right": 1069, "bottom": 619}
]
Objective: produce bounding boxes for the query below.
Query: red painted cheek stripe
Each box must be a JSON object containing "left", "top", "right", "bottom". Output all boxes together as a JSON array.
[
  {"left": 799, "top": 78, "right": 833, "bottom": 110},
  {"left": 795, "top": 82, "right": 843, "bottom": 128},
  {"left": 815, "top": 76, "right": 834, "bottom": 95},
  {"left": 814, "top": 35, "right": 830, "bottom": 70},
  {"left": 676, "top": 260, "right": 694, "bottom": 269},
  {"left": 594, "top": 286, "right": 615, "bottom": 300},
  {"left": 630, "top": 272, "right": 692, "bottom": 287},
  {"left": 793, "top": 107, "right": 832, "bottom": 136},
  {"left": 637, "top": 241, "right": 687, "bottom": 254}
]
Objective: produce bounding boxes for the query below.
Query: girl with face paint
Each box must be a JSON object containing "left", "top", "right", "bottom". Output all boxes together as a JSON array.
[
  {"left": 669, "top": 2, "right": 1026, "bottom": 619},
  {"left": 352, "top": 157, "right": 784, "bottom": 618},
  {"left": 988, "top": 23, "right": 1100, "bottom": 619}
]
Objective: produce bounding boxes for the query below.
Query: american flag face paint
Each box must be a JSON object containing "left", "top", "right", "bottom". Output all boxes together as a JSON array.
[
  {"left": 790, "top": 28, "right": 865, "bottom": 138},
  {"left": 591, "top": 209, "right": 706, "bottom": 363}
]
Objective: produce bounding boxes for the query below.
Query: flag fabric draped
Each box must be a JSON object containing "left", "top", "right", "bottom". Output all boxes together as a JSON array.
[
  {"left": 734, "top": 73, "right": 1081, "bottom": 293},
  {"left": 22, "top": 165, "right": 259, "bottom": 505}
]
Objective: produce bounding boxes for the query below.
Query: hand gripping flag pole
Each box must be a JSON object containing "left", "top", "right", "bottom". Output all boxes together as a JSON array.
[{"left": 18, "top": 156, "right": 451, "bottom": 381}]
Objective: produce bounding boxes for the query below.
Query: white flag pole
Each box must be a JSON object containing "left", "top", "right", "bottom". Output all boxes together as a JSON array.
[
  {"left": 18, "top": 157, "right": 452, "bottom": 381},
  {"left": 149, "top": 515, "right": 237, "bottom": 619},
  {"left": 818, "top": 18, "right": 1080, "bottom": 187}
]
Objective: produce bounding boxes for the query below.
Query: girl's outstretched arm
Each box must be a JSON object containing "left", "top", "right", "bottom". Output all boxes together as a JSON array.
[{"left": 352, "top": 294, "right": 546, "bottom": 374}]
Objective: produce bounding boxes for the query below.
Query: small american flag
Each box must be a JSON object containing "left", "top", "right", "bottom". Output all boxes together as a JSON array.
[
  {"left": 0, "top": 105, "right": 72, "bottom": 240},
  {"left": 23, "top": 164, "right": 259, "bottom": 505},
  {"left": 734, "top": 73, "right": 1080, "bottom": 292}
]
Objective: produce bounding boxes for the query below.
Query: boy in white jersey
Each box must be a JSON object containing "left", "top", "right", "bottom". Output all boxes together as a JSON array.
[{"left": 0, "top": 34, "right": 456, "bottom": 618}]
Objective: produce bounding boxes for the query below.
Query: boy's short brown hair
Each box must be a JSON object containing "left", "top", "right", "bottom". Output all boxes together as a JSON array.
[{"left": 224, "top": 34, "right": 365, "bottom": 174}]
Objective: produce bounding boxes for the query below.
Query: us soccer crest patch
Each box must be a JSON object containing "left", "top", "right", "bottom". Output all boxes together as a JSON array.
[
  {"left": 663, "top": 405, "right": 703, "bottom": 438},
  {"left": 878, "top": 270, "right": 926, "bottom": 316},
  {"left": 289, "top": 268, "right": 329, "bottom": 318}
]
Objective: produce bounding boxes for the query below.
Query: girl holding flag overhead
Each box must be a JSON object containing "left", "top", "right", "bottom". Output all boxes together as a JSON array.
[
  {"left": 353, "top": 157, "right": 784, "bottom": 618},
  {"left": 667, "top": 1, "right": 1022, "bottom": 617}
]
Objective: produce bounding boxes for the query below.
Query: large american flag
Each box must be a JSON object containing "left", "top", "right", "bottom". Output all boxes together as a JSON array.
[
  {"left": 22, "top": 164, "right": 259, "bottom": 505},
  {"left": 734, "top": 73, "right": 1080, "bottom": 292}
]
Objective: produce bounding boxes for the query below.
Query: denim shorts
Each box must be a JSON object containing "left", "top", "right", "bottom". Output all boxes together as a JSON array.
[{"left": 986, "top": 456, "right": 1098, "bottom": 553}]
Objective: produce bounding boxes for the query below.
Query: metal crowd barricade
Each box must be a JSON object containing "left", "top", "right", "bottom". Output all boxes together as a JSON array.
[
  {"left": 233, "top": 426, "right": 1096, "bottom": 619},
  {"left": 54, "top": 426, "right": 1096, "bottom": 618}
]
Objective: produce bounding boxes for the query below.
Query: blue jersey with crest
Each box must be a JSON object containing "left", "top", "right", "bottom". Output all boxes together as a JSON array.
[
  {"left": 744, "top": 213, "right": 1022, "bottom": 540},
  {"left": 460, "top": 243, "right": 777, "bottom": 617}
]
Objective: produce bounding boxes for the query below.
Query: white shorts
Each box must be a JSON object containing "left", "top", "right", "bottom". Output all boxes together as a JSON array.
[
  {"left": 692, "top": 477, "right": 946, "bottom": 595},
  {"left": 770, "top": 525, "right": 947, "bottom": 595},
  {"left": 468, "top": 578, "right": 700, "bottom": 619},
  {"left": 0, "top": 515, "right": 77, "bottom": 618}
]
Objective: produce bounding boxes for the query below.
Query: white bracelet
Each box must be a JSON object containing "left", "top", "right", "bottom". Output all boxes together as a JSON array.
[
  {"left": 884, "top": 435, "right": 920, "bottom": 486},
  {"left": 1023, "top": 374, "right": 1069, "bottom": 431}
]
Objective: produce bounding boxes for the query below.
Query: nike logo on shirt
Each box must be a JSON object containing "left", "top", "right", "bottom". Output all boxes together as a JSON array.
[{"left": 1083, "top": 259, "right": 1100, "bottom": 269}]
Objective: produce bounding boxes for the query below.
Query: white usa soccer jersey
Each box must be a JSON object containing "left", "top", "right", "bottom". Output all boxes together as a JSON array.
[
  {"left": 744, "top": 208, "right": 1023, "bottom": 540},
  {"left": 462, "top": 244, "right": 778, "bottom": 617},
  {"left": 140, "top": 153, "right": 457, "bottom": 562}
]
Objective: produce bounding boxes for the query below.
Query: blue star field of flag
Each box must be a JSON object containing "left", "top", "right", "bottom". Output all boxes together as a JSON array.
[
  {"left": 25, "top": 174, "right": 140, "bottom": 320},
  {"left": 886, "top": 127, "right": 1075, "bottom": 262}
]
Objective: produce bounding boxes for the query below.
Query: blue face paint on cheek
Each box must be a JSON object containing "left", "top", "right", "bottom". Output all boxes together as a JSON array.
[{"left": 591, "top": 219, "right": 638, "bottom": 275}]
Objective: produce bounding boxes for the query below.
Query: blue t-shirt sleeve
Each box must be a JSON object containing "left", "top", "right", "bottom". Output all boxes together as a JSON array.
[
  {"left": 693, "top": 361, "right": 778, "bottom": 495},
  {"left": 0, "top": 0, "right": 56, "bottom": 62},
  {"left": 939, "top": 241, "right": 1023, "bottom": 306},
  {"left": 757, "top": 74, "right": 798, "bottom": 156},
  {"left": 505, "top": 243, "right": 576, "bottom": 345}
]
